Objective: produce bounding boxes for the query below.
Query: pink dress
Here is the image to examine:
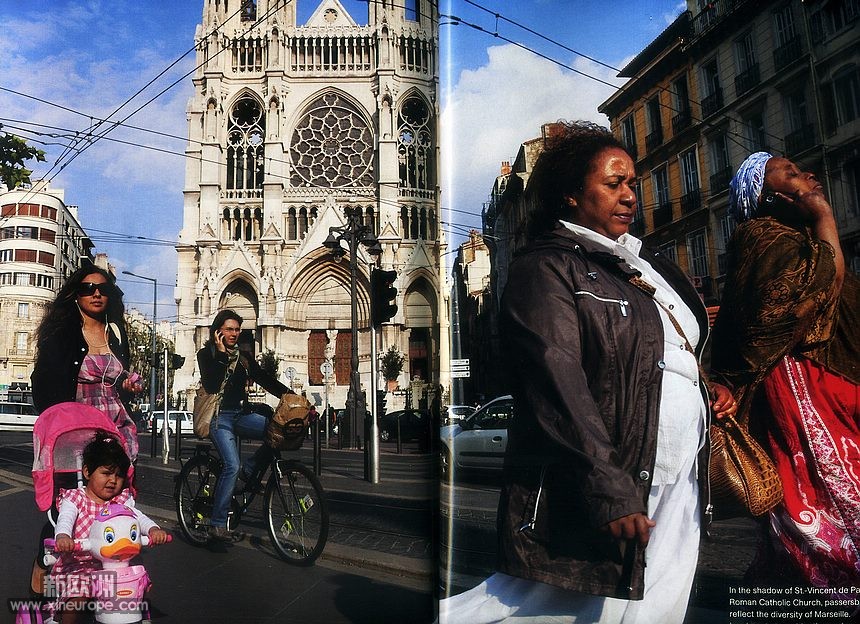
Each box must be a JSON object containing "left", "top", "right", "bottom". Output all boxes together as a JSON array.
[{"left": 76, "top": 353, "right": 139, "bottom": 461}]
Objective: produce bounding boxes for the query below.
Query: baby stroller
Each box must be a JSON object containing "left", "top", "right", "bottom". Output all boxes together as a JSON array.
[{"left": 17, "top": 402, "right": 155, "bottom": 624}]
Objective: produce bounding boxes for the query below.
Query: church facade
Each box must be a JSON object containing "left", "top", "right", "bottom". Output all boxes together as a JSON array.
[{"left": 173, "top": 0, "right": 444, "bottom": 410}]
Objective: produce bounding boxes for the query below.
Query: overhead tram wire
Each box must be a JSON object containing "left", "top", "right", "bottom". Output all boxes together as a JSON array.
[
  {"left": 437, "top": 1, "right": 792, "bottom": 160},
  {"left": 45, "top": 0, "right": 295, "bottom": 182},
  {"left": 1, "top": 109, "right": 797, "bottom": 252},
  {"left": 10, "top": 0, "right": 294, "bottom": 198}
]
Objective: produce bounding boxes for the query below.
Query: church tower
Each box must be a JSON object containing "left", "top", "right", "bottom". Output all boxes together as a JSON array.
[{"left": 174, "top": 0, "right": 442, "bottom": 410}]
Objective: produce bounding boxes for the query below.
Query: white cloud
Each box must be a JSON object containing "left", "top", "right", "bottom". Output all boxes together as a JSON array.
[{"left": 442, "top": 43, "right": 624, "bottom": 237}]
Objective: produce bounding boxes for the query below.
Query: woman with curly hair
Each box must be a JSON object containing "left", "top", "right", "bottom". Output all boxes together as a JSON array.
[
  {"left": 440, "top": 121, "right": 734, "bottom": 623},
  {"left": 28, "top": 265, "right": 143, "bottom": 597},
  {"left": 31, "top": 265, "right": 143, "bottom": 457}
]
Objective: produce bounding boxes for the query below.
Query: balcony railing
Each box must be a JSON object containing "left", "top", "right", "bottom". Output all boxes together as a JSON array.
[
  {"left": 645, "top": 128, "right": 664, "bottom": 152},
  {"left": 774, "top": 36, "right": 804, "bottom": 71},
  {"left": 701, "top": 88, "right": 724, "bottom": 118},
  {"left": 785, "top": 124, "right": 816, "bottom": 156},
  {"left": 653, "top": 202, "right": 673, "bottom": 229},
  {"left": 680, "top": 189, "right": 702, "bottom": 214},
  {"left": 691, "top": 0, "right": 754, "bottom": 38},
  {"left": 734, "top": 63, "right": 760, "bottom": 96},
  {"left": 710, "top": 167, "right": 733, "bottom": 192},
  {"left": 672, "top": 109, "right": 692, "bottom": 135}
]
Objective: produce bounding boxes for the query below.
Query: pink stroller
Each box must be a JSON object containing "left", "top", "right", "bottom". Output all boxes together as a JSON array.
[{"left": 17, "top": 402, "right": 158, "bottom": 624}]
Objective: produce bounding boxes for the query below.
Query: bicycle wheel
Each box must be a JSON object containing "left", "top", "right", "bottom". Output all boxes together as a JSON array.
[
  {"left": 175, "top": 453, "right": 220, "bottom": 546},
  {"left": 265, "top": 460, "right": 329, "bottom": 565}
]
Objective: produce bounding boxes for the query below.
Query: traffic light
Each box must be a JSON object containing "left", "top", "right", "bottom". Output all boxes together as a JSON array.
[
  {"left": 370, "top": 269, "right": 397, "bottom": 327},
  {"left": 170, "top": 354, "right": 186, "bottom": 369}
]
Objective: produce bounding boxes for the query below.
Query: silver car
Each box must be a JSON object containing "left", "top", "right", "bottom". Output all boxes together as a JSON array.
[
  {"left": 442, "top": 404, "right": 475, "bottom": 426},
  {"left": 440, "top": 395, "right": 513, "bottom": 477},
  {"left": 152, "top": 410, "right": 194, "bottom": 436}
]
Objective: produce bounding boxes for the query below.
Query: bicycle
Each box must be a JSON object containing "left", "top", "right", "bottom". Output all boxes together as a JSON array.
[{"left": 173, "top": 441, "right": 329, "bottom": 565}]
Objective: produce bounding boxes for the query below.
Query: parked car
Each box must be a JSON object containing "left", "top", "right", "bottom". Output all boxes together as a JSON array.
[
  {"left": 439, "top": 395, "right": 513, "bottom": 478},
  {"left": 442, "top": 404, "right": 474, "bottom": 427},
  {"left": 378, "top": 408, "right": 430, "bottom": 443},
  {"left": 151, "top": 410, "right": 194, "bottom": 436},
  {"left": 0, "top": 401, "right": 37, "bottom": 432}
]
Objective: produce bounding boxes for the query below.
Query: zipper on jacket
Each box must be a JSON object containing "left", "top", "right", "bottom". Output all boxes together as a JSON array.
[
  {"left": 574, "top": 290, "right": 629, "bottom": 317},
  {"left": 519, "top": 465, "right": 547, "bottom": 533}
]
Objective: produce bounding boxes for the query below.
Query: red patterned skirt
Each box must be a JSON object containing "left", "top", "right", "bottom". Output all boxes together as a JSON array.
[{"left": 756, "top": 355, "right": 860, "bottom": 586}]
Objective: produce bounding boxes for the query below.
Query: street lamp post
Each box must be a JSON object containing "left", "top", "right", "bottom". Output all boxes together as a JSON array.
[
  {"left": 122, "top": 270, "right": 157, "bottom": 458},
  {"left": 323, "top": 211, "right": 381, "bottom": 477}
]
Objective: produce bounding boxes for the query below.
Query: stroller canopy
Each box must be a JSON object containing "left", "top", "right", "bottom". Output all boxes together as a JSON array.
[{"left": 32, "top": 402, "right": 131, "bottom": 511}]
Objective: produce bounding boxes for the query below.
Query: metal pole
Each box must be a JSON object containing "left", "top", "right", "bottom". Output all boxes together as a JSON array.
[
  {"left": 162, "top": 347, "right": 169, "bottom": 464},
  {"left": 123, "top": 272, "right": 157, "bottom": 459},
  {"left": 368, "top": 323, "right": 379, "bottom": 483},
  {"left": 324, "top": 376, "right": 330, "bottom": 449},
  {"left": 349, "top": 217, "right": 360, "bottom": 451}
]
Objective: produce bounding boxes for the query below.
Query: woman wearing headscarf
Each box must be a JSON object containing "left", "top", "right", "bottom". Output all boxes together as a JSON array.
[
  {"left": 711, "top": 152, "right": 860, "bottom": 587},
  {"left": 440, "top": 121, "right": 735, "bottom": 623}
]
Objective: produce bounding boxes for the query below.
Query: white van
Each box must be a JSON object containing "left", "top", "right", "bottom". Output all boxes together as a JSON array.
[{"left": 0, "top": 401, "right": 38, "bottom": 432}]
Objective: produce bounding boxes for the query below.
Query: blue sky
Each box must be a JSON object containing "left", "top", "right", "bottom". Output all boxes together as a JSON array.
[{"left": 0, "top": 0, "right": 685, "bottom": 320}]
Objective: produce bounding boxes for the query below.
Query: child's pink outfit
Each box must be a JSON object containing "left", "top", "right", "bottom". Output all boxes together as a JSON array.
[{"left": 49, "top": 486, "right": 158, "bottom": 606}]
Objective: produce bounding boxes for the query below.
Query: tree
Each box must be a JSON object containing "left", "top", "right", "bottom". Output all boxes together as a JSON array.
[
  {"left": 0, "top": 132, "right": 46, "bottom": 190},
  {"left": 380, "top": 346, "right": 406, "bottom": 383},
  {"left": 257, "top": 349, "right": 280, "bottom": 379},
  {"left": 125, "top": 315, "right": 179, "bottom": 406}
]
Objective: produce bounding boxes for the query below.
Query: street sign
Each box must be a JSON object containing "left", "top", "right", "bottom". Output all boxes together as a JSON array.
[
  {"left": 451, "top": 359, "right": 469, "bottom": 366},
  {"left": 320, "top": 362, "right": 333, "bottom": 378},
  {"left": 451, "top": 370, "right": 471, "bottom": 378}
]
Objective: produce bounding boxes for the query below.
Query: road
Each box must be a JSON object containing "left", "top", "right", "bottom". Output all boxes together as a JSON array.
[
  {"left": 0, "top": 430, "right": 436, "bottom": 623},
  {"left": 0, "top": 429, "right": 764, "bottom": 623}
]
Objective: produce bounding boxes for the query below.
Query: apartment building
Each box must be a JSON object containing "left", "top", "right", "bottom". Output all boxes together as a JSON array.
[
  {"left": 598, "top": 0, "right": 860, "bottom": 300},
  {"left": 0, "top": 181, "right": 94, "bottom": 400}
]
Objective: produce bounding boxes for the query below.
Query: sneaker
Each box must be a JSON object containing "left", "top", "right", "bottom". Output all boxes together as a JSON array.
[
  {"left": 237, "top": 468, "right": 264, "bottom": 494},
  {"left": 208, "top": 525, "right": 236, "bottom": 542}
]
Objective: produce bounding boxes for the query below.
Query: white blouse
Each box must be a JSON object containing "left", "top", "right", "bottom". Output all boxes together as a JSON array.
[{"left": 561, "top": 221, "right": 707, "bottom": 485}]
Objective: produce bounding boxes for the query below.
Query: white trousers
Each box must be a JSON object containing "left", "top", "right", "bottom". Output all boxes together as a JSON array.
[{"left": 439, "top": 452, "right": 701, "bottom": 624}]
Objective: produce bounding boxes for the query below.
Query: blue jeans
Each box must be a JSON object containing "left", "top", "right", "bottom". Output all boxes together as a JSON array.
[{"left": 209, "top": 408, "right": 272, "bottom": 527}]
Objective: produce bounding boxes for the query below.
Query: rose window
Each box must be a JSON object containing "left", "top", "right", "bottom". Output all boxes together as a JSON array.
[{"left": 290, "top": 93, "right": 374, "bottom": 188}]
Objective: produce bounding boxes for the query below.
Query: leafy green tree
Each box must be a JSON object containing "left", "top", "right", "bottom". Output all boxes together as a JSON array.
[
  {"left": 0, "top": 132, "right": 46, "bottom": 189},
  {"left": 125, "top": 315, "right": 180, "bottom": 407},
  {"left": 257, "top": 349, "right": 280, "bottom": 379},
  {"left": 381, "top": 346, "right": 406, "bottom": 382}
]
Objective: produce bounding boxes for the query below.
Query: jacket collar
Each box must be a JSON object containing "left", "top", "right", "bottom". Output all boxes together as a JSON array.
[{"left": 524, "top": 224, "right": 642, "bottom": 278}]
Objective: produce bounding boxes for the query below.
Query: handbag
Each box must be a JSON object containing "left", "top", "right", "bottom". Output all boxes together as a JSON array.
[
  {"left": 192, "top": 353, "right": 238, "bottom": 438},
  {"left": 709, "top": 412, "right": 783, "bottom": 519},
  {"left": 265, "top": 393, "right": 313, "bottom": 451},
  {"left": 627, "top": 275, "right": 783, "bottom": 519},
  {"left": 192, "top": 389, "right": 219, "bottom": 438}
]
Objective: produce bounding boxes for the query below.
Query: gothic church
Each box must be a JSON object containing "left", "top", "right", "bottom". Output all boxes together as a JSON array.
[{"left": 173, "top": 0, "right": 443, "bottom": 409}]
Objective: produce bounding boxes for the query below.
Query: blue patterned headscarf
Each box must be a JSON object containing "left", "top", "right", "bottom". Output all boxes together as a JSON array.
[{"left": 728, "top": 152, "right": 773, "bottom": 223}]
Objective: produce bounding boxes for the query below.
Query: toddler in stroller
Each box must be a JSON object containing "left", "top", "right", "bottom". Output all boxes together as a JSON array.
[{"left": 20, "top": 402, "right": 169, "bottom": 624}]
